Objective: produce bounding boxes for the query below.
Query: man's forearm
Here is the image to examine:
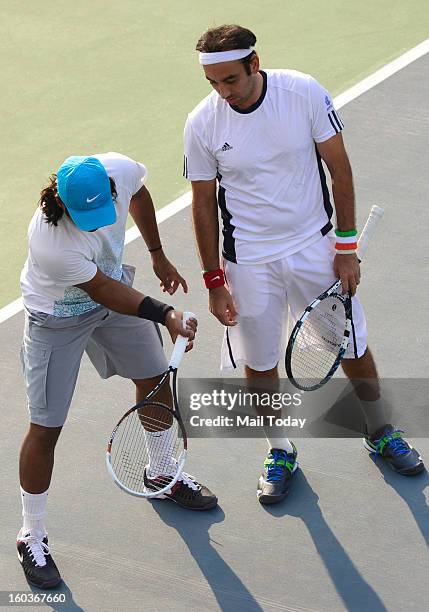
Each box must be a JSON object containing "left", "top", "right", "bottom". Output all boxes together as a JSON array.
[
  {"left": 78, "top": 276, "right": 146, "bottom": 316},
  {"left": 316, "top": 135, "right": 356, "bottom": 232},
  {"left": 75, "top": 273, "right": 174, "bottom": 322},
  {"left": 332, "top": 160, "right": 356, "bottom": 231},
  {"left": 192, "top": 195, "right": 220, "bottom": 270},
  {"left": 129, "top": 186, "right": 162, "bottom": 250}
]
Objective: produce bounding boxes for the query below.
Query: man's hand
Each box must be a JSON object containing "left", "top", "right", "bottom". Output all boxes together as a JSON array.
[
  {"left": 209, "top": 286, "right": 238, "bottom": 326},
  {"left": 334, "top": 253, "right": 361, "bottom": 296},
  {"left": 130, "top": 186, "right": 187, "bottom": 296},
  {"left": 165, "top": 310, "right": 197, "bottom": 352},
  {"left": 151, "top": 251, "right": 188, "bottom": 295}
]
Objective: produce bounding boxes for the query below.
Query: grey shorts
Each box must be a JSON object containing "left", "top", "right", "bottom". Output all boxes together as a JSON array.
[{"left": 20, "top": 266, "right": 168, "bottom": 428}]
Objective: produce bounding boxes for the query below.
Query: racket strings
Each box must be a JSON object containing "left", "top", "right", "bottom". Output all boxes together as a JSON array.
[
  {"left": 111, "top": 402, "right": 184, "bottom": 494},
  {"left": 291, "top": 296, "right": 346, "bottom": 385}
]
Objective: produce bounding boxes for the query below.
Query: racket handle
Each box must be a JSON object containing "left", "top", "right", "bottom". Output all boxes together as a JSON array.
[
  {"left": 357, "top": 205, "right": 384, "bottom": 260},
  {"left": 168, "top": 311, "right": 196, "bottom": 369}
]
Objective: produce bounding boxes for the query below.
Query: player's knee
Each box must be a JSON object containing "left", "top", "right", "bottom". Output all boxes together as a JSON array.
[
  {"left": 28, "top": 423, "right": 62, "bottom": 449},
  {"left": 133, "top": 376, "right": 160, "bottom": 390}
]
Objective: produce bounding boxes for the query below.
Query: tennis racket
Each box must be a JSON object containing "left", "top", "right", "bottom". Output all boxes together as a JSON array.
[
  {"left": 285, "top": 206, "right": 384, "bottom": 391},
  {"left": 106, "top": 312, "right": 195, "bottom": 498}
]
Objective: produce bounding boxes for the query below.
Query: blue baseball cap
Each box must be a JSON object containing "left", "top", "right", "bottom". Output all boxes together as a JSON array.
[{"left": 56, "top": 156, "right": 116, "bottom": 231}]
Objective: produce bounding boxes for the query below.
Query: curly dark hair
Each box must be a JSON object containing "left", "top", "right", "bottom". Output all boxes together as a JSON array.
[
  {"left": 196, "top": 24, "right": 257, "bottom": 74},
  {"left": 39, "top": 175, "right": 117, "bottom": 226}
]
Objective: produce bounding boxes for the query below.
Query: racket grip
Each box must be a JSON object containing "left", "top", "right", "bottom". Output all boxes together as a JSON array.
[
  {"left": 357, "top": 205, "right": 384, "bottom": 260},
  {"left": 168, "top": 311, "right": 196, "bottom": 369}
]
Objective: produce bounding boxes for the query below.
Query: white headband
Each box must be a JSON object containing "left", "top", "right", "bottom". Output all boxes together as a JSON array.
[{"left": 199, "top": 48, "right": 254, "bottom": 65}]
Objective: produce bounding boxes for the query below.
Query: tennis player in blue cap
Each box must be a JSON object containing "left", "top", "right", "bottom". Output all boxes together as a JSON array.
[
  {"left": 17, "top": 152, "right": 217, "bottom": 589},
  {"left": 56, "top": 155, "right": 118, "bottom": 230}
]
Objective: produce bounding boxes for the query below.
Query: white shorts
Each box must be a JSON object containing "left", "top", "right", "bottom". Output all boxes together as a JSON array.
[{"left": 221, "top": 234, "right": 367, "bottom": 371}]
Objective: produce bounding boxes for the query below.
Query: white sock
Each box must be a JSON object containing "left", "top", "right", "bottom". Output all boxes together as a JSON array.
[
  {"left": 144, "top": 427, "right": 177, "bottom": 477},
  {"left": 265, "top": 436, "right": 294, "bottom": 454},
  {"left": 20, "top": 486, "right": 48, "bottom": 537}
]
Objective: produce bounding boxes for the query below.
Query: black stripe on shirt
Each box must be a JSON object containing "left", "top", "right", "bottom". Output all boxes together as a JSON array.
[
  {"left": 332, "top": 109, "right": 344, "bottom": 129},
  {"left": 217, "top": 172, "right": 237, "bottom": 263},
  {"left": 328, "top": 113, "right": 339, "bottom": 134},
  {"left": 315, "top": 146, "right": 333, "bottom": 227},
  {"left": 329, "top": 110, "right": 343, "bottom": 132}
]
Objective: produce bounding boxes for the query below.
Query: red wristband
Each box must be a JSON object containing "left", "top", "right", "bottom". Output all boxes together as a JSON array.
[
  {"left": 203, "top": 268, "right": 225, "bottom": 289},
  {"left": 335, "top": 242, "right": 358, "bottom": 252}
]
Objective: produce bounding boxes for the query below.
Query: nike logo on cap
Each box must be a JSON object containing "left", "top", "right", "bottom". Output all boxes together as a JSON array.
[{"left": 86, "top": 193, "right": 101, "bottom": 203}]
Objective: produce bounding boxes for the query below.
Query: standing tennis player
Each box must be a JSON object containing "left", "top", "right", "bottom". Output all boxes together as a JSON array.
[
  {"left": 184, "top": 25, "right": 424, "bottom": 504},
  {"left": 18, "top": 152, "right": 217, "bottom": 589}
]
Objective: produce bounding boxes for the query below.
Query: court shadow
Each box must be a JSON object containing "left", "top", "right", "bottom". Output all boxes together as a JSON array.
[
  {"left": 310, "top": 386, "right": 366, "bottom": 437},
  {"left": 150, "top": 502, "right": 264, "bottom": 612},
  {"left": 366, "top": 454, "right": 428, "bottom": 546},
  {"left": 309, "top": 385, "right": 394, "bottom": 438},
  {"left": 262, "top": 470, "right": 388, "bottom": 612},
  {"left": 28, "top": 581, "right": 84, "bottom": 611}
]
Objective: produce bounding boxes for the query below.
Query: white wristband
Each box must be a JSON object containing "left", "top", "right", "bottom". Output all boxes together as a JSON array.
[{"left": 335, "top": 248, "right": 357, "bottom": 255}]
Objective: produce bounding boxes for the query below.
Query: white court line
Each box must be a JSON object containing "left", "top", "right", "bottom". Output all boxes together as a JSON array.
[
  {"left": 124, "top": 191, "right": 191, "bottom": 246},
  {"left": 1, "top": 37, "right": 428, "bottom": 325},
  {"left": 334, "top": 37, "right": 429, "bottom": 109},
  {"left": 0, "top": 297, "right": 24, "bottom": 325}
]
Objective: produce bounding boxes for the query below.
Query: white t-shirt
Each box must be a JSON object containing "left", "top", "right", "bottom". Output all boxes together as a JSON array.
[
  {"left": 20, "top": 152, "right": 146, "bottom": 316},
  {"left": 183, "top": 69, "right": 344, "bottom": 264}
]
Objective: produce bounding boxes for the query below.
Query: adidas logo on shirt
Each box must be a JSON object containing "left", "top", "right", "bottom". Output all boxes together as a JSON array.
[{"left": 221, "top": 142, "right": 233, "bottom": 151}]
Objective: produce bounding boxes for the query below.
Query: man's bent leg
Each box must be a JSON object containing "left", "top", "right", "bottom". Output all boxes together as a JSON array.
[
  {"left": 131, "top": 372, "right": 217, "bottom": 510},
  {"left": 134, "top": 375, "right": 172, "bottom": 406},
  {"left": 133, "top": 375, "right": 173, "bottom": 430}
]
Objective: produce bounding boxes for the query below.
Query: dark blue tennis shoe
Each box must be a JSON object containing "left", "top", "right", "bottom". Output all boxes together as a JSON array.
[
  {"left": 364, "top": 424, "right": 425, "bottom": 475},
  {"left": 257, "top": 444, "right": 298, "bottom": 504}
]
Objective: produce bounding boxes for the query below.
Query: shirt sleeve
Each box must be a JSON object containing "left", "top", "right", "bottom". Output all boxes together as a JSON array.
[
  {"left": 103, "top": 152, "right": 147, "bottom": 196},
  {"left": 35, "top": 248, "right": 97, "bottom": 287},
  {"left": 183, "top": 117, "right": 217, "bottom": 181},
  {"left": 308, "top": 76, "right": 344, "bottom": 143}
]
